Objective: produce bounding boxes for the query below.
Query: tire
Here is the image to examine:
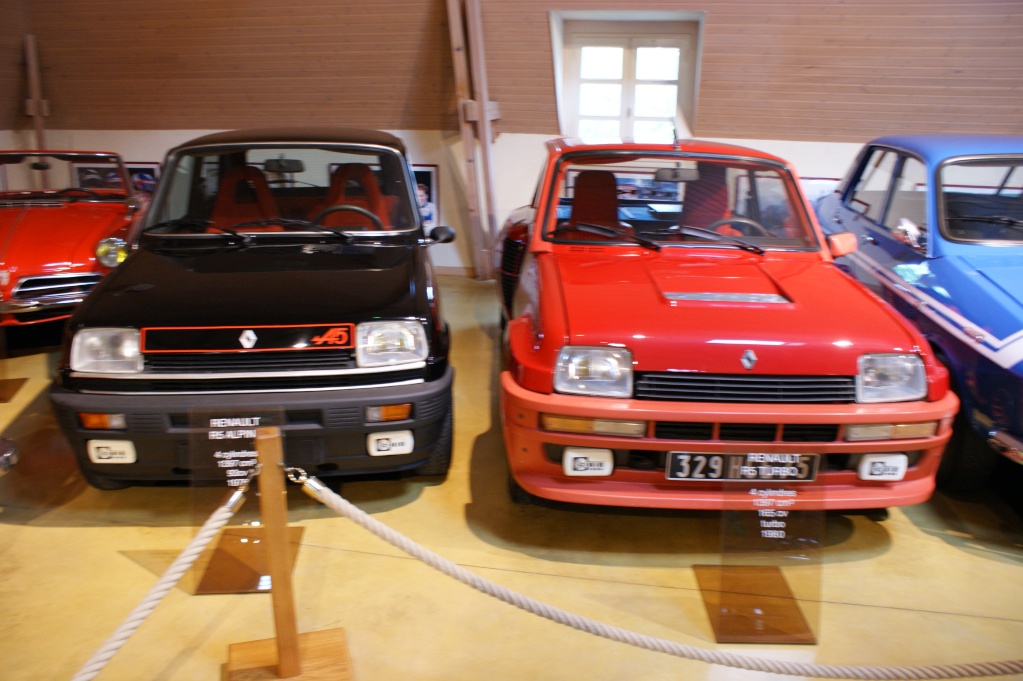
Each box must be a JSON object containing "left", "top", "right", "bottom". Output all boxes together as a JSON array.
[
  {"left": 507, "top": 471, "right": 551, "bottom": 507},
  {"left": 80, "top": 467, "right": 131, "bottom": 490},
  {"left": 936, "top": 410, "right": 997, "bottom": 494},
  {"left": 415, "top": 406, "right": 452, "bottom": 477}
]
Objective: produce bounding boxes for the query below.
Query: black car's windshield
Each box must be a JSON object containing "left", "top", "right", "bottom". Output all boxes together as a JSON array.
[
  {"left": 544, "top": 153, "right": 819, "bottom": 251},
  {"left": 144, "top": 144, "right": 419, "bottom": 237},
  {"left": 0, "top": 152, "right": 133, "bottom": 202},
  {"left": 941, "top": 158, "right": 1023, "bottom": 244}
]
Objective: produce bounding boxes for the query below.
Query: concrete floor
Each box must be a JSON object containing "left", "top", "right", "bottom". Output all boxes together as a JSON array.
[{"left": 0, "top": 276, "right": 1021, "bottom": 681}]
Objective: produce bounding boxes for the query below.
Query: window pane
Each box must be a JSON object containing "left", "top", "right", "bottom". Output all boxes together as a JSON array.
[
  {"left": 636, "top": 47, "right": 680, "bottom": 81},
  {"left": 635, "top": 84, "right": 678, "bottom": 118},
  {"left": 850, "top": 149, "right": 896, "bottom": 222},
  {"left": 884, "top": 157, "right": 927, "bottom": 230},
  {"left": 581, "top": 46, "right": 624, "bottom": 80},
  {"left": 580, "top": 83, "right": 622, "bottom": 116},
  {"left": 578, "top": 119, "right": 621, "bottom": 139},
  {"left": 633, "top": 120, "right": 675, "bottom": 144}
]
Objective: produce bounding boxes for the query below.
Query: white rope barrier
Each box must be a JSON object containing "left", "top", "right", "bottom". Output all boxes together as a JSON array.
[
  {"left": 293, "top": 471, "right": 1023, "bottom": 680},
  {"left": 68, "top": 483, "right": 250, "bottom": 681}
]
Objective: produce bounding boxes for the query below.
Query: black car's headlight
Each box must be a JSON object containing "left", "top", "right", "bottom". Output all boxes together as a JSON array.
[
  {"left": 356, "top": 321, "right": 429, "bottom": 367},
  {"left": 856, "top": 354, "right": 926, "bottom": 403},
  {"left": 70, "top": 328, "right": 142, "bottom": 373}
]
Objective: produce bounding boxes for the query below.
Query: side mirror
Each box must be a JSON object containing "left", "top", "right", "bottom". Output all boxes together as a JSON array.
[
  {"left": 429, "top": 225, "right": 455, "bottom": 244},
  {"left": 827, "top": 231, "right": 858, "bottom": 258},
  {"left": 894, "top": 218, "right": 926, "bottom": 252}
]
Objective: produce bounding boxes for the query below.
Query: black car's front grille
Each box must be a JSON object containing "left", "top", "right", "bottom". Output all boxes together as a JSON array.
[
  {"left": 634, "top": 373, "right": 857, "bottom": 404},
  {"left": 13, "top": 273, "right": 103, "bottom": 299},
  {"left": 145, "top": 349, "right": 356, "bottom": 373},
  {"left": 68, "top": 368, "right": 424, "bottom": 394}
]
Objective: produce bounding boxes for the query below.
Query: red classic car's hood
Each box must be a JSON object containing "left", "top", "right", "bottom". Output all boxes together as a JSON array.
[
  {"left": 553, "top": 248, "right": 921, "bottom": 376},
  {"left": 0, "top": 203, "right": 131, "bottom": 278}
]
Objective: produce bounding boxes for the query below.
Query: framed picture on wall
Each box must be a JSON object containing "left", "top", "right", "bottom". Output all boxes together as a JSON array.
[
  {"left": 126, "top": 162, "right": 161, "bottom": 196},
  {"left": 70, "top": 161, "right": 161, "bottom": 196},
  {"left": 413, "top": 165, "right": 439, "bottom": 228}
]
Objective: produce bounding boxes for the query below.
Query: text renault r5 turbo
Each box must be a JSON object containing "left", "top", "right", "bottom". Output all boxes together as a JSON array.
[
  {"left": 494, "top": 138, "right": 958, "bottom": 511},
  {"left": 49, "top": 128, "right": 455, "bottom": 489}
]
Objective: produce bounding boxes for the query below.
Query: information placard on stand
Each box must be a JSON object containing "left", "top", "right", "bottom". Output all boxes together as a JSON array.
[
  {"left": 694, "top": 457, "right": 823, "bottom": 644},
  {"left": 186, "top": 407, "right": 302, "bottom": 595}
]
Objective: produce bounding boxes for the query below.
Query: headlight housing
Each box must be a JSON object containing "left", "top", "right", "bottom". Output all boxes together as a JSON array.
[
  {"left": 70, "top": 328, "right": 142, "bottom": 373},
  {"left": 356, "top": 321, "right": 429, "bottom": 367},
  {"left": 554, "top": 346, "right": 633, "bottom": 397},
  {"left": 856, "top": 354, "right": 927, "bottom": 403},
  {"left": 96, "top": 238, "right": 128, "bottom": 268}
]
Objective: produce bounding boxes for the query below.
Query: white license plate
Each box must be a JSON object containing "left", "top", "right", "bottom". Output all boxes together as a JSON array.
[
  {"left": 666, "top": 452, "right": 818, "bottom": 482},
  {"left": 87, "top": 440, "right": 137, "bottom": 464}
]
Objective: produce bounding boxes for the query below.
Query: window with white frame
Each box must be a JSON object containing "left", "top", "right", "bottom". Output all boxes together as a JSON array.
[{"left": 554, "top": 17, "right": 700, "bottom": 143}]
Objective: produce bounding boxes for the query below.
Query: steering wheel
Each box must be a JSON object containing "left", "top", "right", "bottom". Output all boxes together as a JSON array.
[
  {"left": 705, "top": 216, "right": 771, "bottom": 237},
  {"left": 311, "top": 204, "right": 384, "bottom": 230}
]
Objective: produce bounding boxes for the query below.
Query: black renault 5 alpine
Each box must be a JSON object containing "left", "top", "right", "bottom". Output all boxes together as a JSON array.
[{"left": 49, "top": 128, "right": 455, "bottom": 489}]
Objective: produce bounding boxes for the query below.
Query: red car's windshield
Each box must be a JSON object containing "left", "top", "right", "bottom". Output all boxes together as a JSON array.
[{"left": 545, "top": 154, "right": 820, "bottom": 251}]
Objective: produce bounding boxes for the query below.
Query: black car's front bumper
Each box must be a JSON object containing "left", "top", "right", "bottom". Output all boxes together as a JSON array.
[{"left": 49, "top": 366, "right": 453, "bottom": 486}]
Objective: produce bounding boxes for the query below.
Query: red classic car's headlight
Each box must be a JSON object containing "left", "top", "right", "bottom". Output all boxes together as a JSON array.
[
  {"left": 96, "top": 238, "right": 128, "bottom": 268},
  {"left": 554, "top": 346, "right": 633, "bottom": 398}
]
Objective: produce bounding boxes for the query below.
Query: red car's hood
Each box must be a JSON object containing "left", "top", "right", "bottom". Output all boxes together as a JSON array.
[
  {"left": 0, "top": 202, "right": 131, "bottom": 278},
  {"left": 553, "top": 248, "right": 921, "bottom": 376}
]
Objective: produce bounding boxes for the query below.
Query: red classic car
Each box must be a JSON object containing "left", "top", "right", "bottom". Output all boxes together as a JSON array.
[
  {"left": 0, "top": 151, "right": 142, "bottom": 329},
  {"left": 495, "top": 138, "right": 959, "bottom": 511}
]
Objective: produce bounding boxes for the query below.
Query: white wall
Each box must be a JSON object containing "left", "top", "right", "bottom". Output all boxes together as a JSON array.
[{"left": 3, "top": 128, "right": 862, "bottom": 274}]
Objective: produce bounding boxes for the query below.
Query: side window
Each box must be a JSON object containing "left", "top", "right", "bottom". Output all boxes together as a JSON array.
[
  {"left": 883, "top": 156, "right": 927, "bottom": 231},
  {"left": 848, "top": 148, "right": 896, "bottom": 223}
]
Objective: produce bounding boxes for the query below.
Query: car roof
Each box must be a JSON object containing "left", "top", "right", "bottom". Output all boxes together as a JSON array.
[
  {"left": 870, "top": 134, "right": 1023, "bottom": 165},
  {"left": 546, "top": 137, "right": 792, "bottom": 166},
  {"left": 171, "top": 127, "right": 407, "bottom": 154}
]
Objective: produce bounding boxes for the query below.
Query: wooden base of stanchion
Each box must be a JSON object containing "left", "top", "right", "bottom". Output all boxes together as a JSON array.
[
  {"left": 225, "top": 628, "right": 354, "bottom": 680},
  {"left": 225, "top": 428, "right": 356, "bottom": 679}
]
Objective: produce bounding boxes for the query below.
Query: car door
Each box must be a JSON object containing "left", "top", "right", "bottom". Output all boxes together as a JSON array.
[{"left": 824, "top": 146, "right": 929, "bottom": 307}]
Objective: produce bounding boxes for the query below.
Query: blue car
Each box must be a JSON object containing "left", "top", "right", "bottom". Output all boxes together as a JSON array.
[{"left": 815, "top": 134, "right": 1023, "bottom": 491}]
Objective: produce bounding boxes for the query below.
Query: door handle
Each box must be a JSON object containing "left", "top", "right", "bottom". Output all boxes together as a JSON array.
[{"left": 860, "top": 234, "right": 878, "bottom": 245}]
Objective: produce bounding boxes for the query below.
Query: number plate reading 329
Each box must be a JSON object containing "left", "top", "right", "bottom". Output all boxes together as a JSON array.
[{"left": 666, "top": 453, "right": 819, "bottom": 482}]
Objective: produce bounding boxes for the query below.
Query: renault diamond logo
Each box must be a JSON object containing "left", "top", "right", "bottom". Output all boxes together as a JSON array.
[
  {"left": 740, "top": 349, "right": 758, "bottom": 371},
  {"left": 239, "top": 329, "right": 258, "bottom": 349}
]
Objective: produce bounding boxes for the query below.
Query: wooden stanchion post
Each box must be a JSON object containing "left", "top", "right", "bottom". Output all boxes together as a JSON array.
[{"left": 226, "top": 427, "right": 354, "bottom": 681}]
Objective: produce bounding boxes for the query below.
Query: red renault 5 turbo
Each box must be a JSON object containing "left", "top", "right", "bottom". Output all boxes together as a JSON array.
[{"left": 494, "top": 138, "right": 958, "bottom": 511}]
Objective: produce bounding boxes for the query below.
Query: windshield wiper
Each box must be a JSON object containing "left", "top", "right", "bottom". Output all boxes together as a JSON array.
[
  {"left": 550, "top": 221, "right": 661, "bottom": 251},
  {"left": 680, "top": 225, "right": 765, "bottom": 255},
  {"left": 147, "top": 218, "right": 214, "bottom": 233},
  {"left": 947, "top": 215, "right": 1023, "bottom": 233}
]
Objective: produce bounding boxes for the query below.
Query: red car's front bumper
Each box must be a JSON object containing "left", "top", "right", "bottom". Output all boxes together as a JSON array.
[{"left": 500, "top": 372, "right": 959, "bottom": 510}]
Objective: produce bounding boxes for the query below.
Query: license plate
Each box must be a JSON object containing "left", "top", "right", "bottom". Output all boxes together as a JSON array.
[{"left": 666, "top": 452, "right": 818, "bottom": 482}]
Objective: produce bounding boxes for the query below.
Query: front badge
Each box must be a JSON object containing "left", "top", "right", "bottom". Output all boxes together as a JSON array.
[{"left": 741, "top": 349, "right": 758, "bottom": 371}]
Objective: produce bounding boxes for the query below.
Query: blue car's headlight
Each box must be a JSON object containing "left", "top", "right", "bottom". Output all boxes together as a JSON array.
[
  {"left": 856, "top": 354, "right": 927, "bottom": 403},
  {"left": 554, "top": 346, "right": 633, "bottom": 398}
]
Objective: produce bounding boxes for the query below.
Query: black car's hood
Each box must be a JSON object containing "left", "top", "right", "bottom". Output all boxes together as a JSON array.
[{"left": 73, "top": 242, "right": 424, "bottom": 328}]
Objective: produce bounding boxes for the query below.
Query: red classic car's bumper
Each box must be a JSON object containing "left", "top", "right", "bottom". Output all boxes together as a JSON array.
[{"left": 500, "top": 372, "right": 959, "bottom": 510}]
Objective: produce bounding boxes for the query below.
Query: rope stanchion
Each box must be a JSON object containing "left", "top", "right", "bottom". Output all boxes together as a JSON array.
[
  {"left": 69, "top": 468, "right": 258, "bottom": 681},
  {"left": 288, "top": 468, "right": 1023, "bottom": 681}
]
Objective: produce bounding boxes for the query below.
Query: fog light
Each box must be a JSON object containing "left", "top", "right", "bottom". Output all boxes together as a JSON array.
[
  {"left": 78, "top": 412, "right": 127, "bottom": 430},
  {"left": 845, "top": 422, "right": 936, "bottom": 441},
  {"left": 563, "top": 448, "right": 614, "bottom": 476},
  {"left": 365, "top": 404, "right": 412, "bottom": 423},
  {"left": 541, "top": 414, "right": 646, "bottom": 437}
]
